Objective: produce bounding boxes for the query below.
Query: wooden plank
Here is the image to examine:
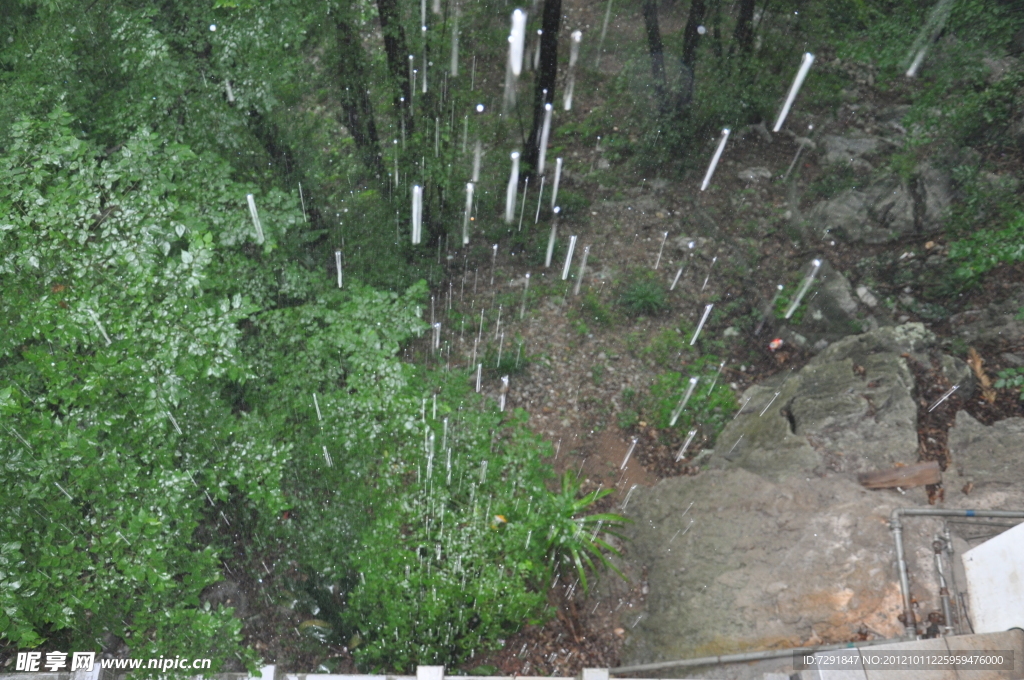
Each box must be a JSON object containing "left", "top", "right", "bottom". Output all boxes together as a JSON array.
[{"left": 858, "top": 460, "right": 941, "bottom": 489}]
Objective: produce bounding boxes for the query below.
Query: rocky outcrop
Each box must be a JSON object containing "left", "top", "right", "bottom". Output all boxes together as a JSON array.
[
  {"left": 776, "top": 259, "right": 889, "bottom": 351},
  {"left": 718, "top": 324, "right": 934, "bottom": 480},
  {"left": 613, "top": 327, "right": 1020, "bottom": 671},
  {"left": 947, "top": 412, "right": 1024, "bottom": 506},
  {"left": 947, "top": 284, "right": 1024, "bottom": 345},
  {"left": 805, "top": 161, "right": 951, "bottom": 243},
  {"left": 617, "top": 469, "right": 932, "bottom": 665}
]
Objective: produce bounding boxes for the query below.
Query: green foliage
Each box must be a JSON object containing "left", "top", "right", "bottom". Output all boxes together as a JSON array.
[
  {"left": 807, "top": 164, "right": 861, "bottom": 201},
  {"left": 773, "top": 283, "right": 816, "bottom": 325},
  {"left": 994, "top": 367, "right": 1024, "bottom": 400},
  {"left": 617, "top": 409, "right": 640, "bottom": 431},
  {"left": 483, "top": 337, "right": 531, "bottom": 378},
  {"left": 552, "top": 190, "right": 590, "bottom": 218},
  {"left": 579, "top": 290, "right": 615, "bottom": 327},
  {"left": 541, "top": 471, "right": 631, "bottom": 594},
  {"left": 947, "top": 210, "right": 1024, "bottom": 285},
  {"left": 644, "top": 357, "right": 737, "bottom": 443},
  {"left": 0, "top": 111, "right": 292, "bottom": 674},
  {"left": 617, "top": 269, "right": 668, "bottom": 317},
  {"left": 642, "top": 328, "right": 690, "bottom": 368},
  {"left": 337, "top": 407, "right": 556, "bottom": 672}
]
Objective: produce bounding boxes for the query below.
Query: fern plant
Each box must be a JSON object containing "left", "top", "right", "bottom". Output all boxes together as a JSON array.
[{"left": 543, "top": 470, "right": 632, "bottom": 594}]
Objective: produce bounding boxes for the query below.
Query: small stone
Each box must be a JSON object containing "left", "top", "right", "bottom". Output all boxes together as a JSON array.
[
  {"left": 737, "top": 167, "right": 773, "bottom": 182},
  {"left": 925, "top": 241, "right": 935, "bottom": 249},
  {"left": 856, "top": 285, "right": 878, "bottom": 308}
]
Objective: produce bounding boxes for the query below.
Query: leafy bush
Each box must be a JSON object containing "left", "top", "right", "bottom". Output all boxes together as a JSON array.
[
  {"left": 0, "top": 112, "right": 293, "bottom": 674},
  {"left": 617, "top": 269, "right": 669, "bottom": 317},
  {"left": 579, "top": 290, "right": 615, "bottom": 326},
  {"left": 643, "top": 328, "right": 690, "bottom": 368},
  {"left": 995, "top": 367, "right": 1024, "bottom": 400},
  {"left": 947, "top": 210, "right": 1024, "bottom": 284},
  {"left": 644, "top": 357, "right": 738, "bottom": 443}
]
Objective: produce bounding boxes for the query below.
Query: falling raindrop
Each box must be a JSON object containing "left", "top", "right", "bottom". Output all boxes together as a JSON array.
[
  {"left": 475, "top": 138, "right": 483, "bottom": 182},
  {"left": 246, "top": 194, "right": 265, "bottom": 244},
  {"left": 545, "top": 208, "right": 559, "bottom": 267},
  {"left": 670, "top": 265, "right": 684, "bottom": 291},
  {"left": 701, "top": 255, "right": 718, "bottom": 291},
  {"left": 551, "top": 158, "right": 563, "bottom": 207},
  {"left": 505, "top": 152, "right": 520, "bottom": 223},
  {"left": 928, "top": 385, "right": 960, "bottom": 412},
  {"left": 620, "top": 437, "right": 638, "bottom": 469},
  {"left": 620, "top": 484, "right": 638, "bottom": 510},
  {"left": 538, "top": 103, "right": 553, "bottom": 175},
  {"left": 334, "top": 249, "right": 343, "bottom": 289},
  {"left": 675, "top": 429, "right": 698, "bottom": 461},
  {"left": 690, "top": 304, "right": 713, "bottom": 346},
  {"left": 463, "top": 183, "right": 474, "bottom": 245},
  {"left": 654, "top": 231, "right": 668, "bottom": 269},
  {"left": 411, "top": 185, "right": 423, "bottom": 244},
  {"left": 669, "top": 377, "right": 699, "bottom": 427},
  {"left": 700, "top": 129, "right": 730, "bottom": 191},
  {"left": 573, "top": 245, "right": 590, "bottom": 295},
  {"left": 561, "top": 235, "right": 577, "bottom": 281},
  {"left": 785, "top": 259, "right": 821, "bottom": 319},
  {"left": 773, "top": 53, "right": 815, "bottom": 132},
  {"left": 499, "top": 376, "right": 509, "bottom": 411},
  {"left": 520, "top": 272, "right": 531, "bottom": 319}
]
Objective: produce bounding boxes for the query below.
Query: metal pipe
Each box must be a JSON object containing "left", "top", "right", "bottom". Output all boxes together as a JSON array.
[
  {"left": 889, "top": 508, "right": 1024, "bottom": 640},
  {"left": 932, "top": 536, "right": 953, "bottom": 636},
  {"left": 610, "top": 637, "right": 907, "bottom": 674},
  {"left": 942, "top": 523, "right": 964, "bottom": 635}
]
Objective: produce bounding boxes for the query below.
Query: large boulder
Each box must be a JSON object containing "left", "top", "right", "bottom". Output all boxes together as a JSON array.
[
  {"left": 806, "top": 165, "right": 951, "bottom": 243},
  {"left": 946, "top": 411, "right": 1024, "bottom": 507},
  {"left": 617, "top": 469, "right": 936, "bottom": 666},
  {"left": 718, "top": 325, "right": 936, "bottom": 480}
]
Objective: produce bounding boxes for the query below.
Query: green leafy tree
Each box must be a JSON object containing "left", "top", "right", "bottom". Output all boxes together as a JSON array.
[{"left": 0, "top": 110, "right": 293, "bottom": 673}]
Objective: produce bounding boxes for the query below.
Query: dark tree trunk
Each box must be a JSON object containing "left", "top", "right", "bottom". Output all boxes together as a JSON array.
[
  {"left": 524, "top": 0, "right": 561, "bottom": 178},
  {"left": 642, "top": 0, "right": 668, "bottom": 112},
  {"left": 681, "top": 0, "right": 707, "bottom": 69},
  {"left": 733, "top": 0, "right": 756, "bottom": 55},
  {"left": 377, "top": 0, "right": 413, "bottom": 134},
  {"left": 335, "top": 15, "right": 384, "bottom": 179}
]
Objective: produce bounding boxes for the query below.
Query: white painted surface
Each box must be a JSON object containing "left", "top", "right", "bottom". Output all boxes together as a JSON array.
[{"left": 962, "top": 520, "right": 1024, "bottom": 633}]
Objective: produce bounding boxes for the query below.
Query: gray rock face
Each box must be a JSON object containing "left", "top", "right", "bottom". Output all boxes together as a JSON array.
[
  {"left": 947, "top": 412, "right": 1024, "bottom": 498},
  {"left": 775, "top": 260, "right": 889, "bottom": 352},
  {"left": 619, "top": 469, "right": 934, "bottom": 665},
  {"left": 820, "top": 134, "right": 892, "bottom": 166},
  {"left": 947, "top": 285, "right": 1024, "bottom": 345},
  {"left": 806, "top": 165, "right": 951, "bottom": 243},
  {"left": 718, "top": 324, "right": 936, "bottom": 480}
]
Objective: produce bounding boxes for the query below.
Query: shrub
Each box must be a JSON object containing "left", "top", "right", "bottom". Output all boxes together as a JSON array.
[
  {"left": 644, "top": 356, "right": 738, "bottom": 443},
  {"left": 617, "top": 269, "right": 668, "bottom": 317}
]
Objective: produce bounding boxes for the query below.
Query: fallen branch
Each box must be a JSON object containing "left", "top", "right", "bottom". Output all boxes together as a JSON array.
[{"left": 858, "top": 460, "right": 941, "bottom": 489}]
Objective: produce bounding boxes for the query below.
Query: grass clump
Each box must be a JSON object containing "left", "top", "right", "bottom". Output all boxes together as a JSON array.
[
  {"left": 617, "top": 269, "right": 668, "bottom": 317},
  {"left": 643, "top": 356, "right": 737, "bottom": 443}
]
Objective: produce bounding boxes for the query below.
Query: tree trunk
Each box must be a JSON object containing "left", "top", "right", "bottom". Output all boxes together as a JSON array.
[
  {"left": 377, "top": 0, "right": 413, "bottom": 134},
  {"left": 524, "top": 0, "right": 562, "bottom": 178},
  {"left": 733, "top": 0, "right": 756, "bottom": 55},
  {"left": 335, "top": 15, "right": 384, "bottom": 180},
  {"left": 642, "top": 0, "right": 668, "bottom": 113},
  {"left": 681, "top": 0, "right": 707, "bottom": 69}
]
